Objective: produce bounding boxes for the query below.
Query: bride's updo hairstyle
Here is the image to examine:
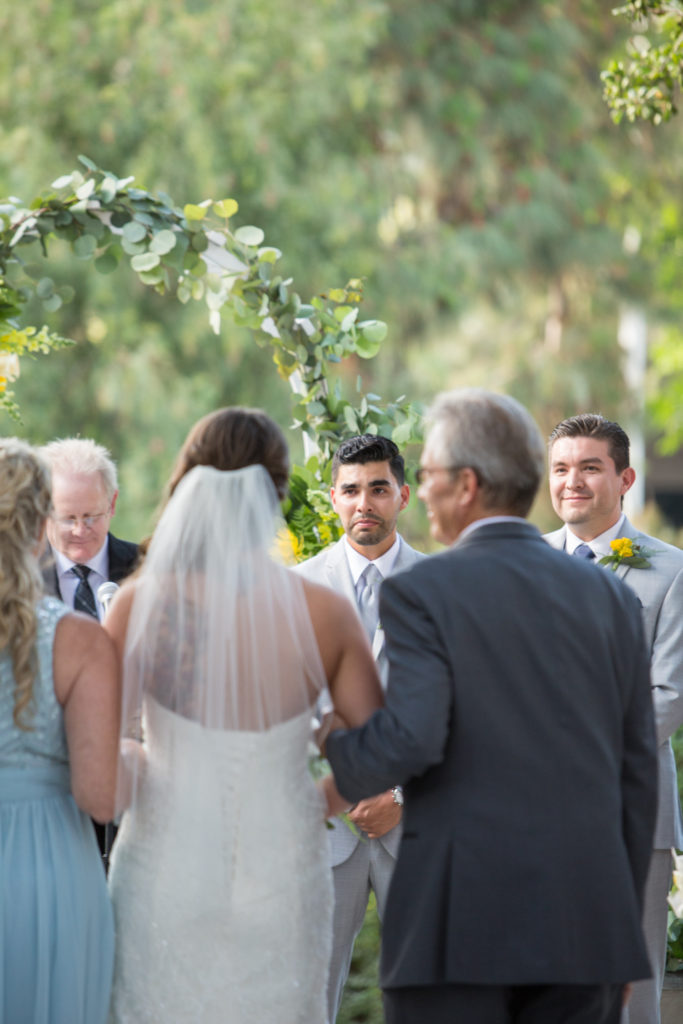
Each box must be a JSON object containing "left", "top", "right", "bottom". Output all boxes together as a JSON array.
[
  {"left": 167, "top": 407, "right": 290, "bottom": 501},
  {"left": 0, "top": 439, "right": 53, "bottom": 728}
]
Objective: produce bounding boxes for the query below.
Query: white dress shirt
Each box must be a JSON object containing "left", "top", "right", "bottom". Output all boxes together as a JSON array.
[{"left": 52, "top": 538, "right": 110, "bottom": 621}]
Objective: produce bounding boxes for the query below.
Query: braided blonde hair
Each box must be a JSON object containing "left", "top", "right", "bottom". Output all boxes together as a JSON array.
[{"left": 0, "top": 439, "right": 52, "bottom": 729}]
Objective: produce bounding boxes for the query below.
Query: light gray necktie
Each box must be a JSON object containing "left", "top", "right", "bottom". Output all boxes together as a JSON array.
[
  {"left": 573, "top": 543, "right": 596, "bottom": 561},
  {"left": 358, "top": 563, "right": 382, "bottom": 640}
]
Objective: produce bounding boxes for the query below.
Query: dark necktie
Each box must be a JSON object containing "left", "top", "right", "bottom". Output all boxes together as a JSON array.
[
  {"left": 358, "top": 563, "right": 382, "bottom": 640},
  {"left": 72, "top": 564, "right": 98, "bottom": 618},
  {"left": 573, "top": 543, "right": 596, "bottom": 561}
]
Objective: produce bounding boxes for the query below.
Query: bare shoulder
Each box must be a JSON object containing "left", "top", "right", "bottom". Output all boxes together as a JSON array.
[
  {"left": 54, "top": 611, "right": 113, "bottom": 660},
  {"left": 53, "top": 611, "right": 117, "bottom": 704},
  {"left": 300, "top": 577, "right": 357, "bottom": 628}
]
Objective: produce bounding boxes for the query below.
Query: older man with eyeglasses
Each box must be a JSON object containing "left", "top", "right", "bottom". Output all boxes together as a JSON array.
[
  {"left": 40, "top": 438, "right": 138, "bottom": 621},
  {"left": 39, "top": 437, "right": 138, "bottom": 868}
]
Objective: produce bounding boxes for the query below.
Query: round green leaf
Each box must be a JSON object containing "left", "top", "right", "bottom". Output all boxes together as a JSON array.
[
  {"left": 131, "top": 252, "right": 161, "bottom": 272},
  {"left": 122, "top": 237, "right": 146, "bottom": 256},
  {"left": 43, "top": 294, "right": 63, "bottom": 313},
  {"left": 184, "top": 203, "right": 207, "bottom": 221},
  {"left": 258, "top": 246, "right": 282, "bottom": 264},
  {"left": 213, "top": 198, "right": 239, "bottom": 218},
  {"left": 358, "top": 320, "right": 388, "bottom": 344},
  {"left": 36, "top": 277, "right": 54, "bottom": 299},
  {"left": 234, "top": 225, "right": 265, "bottom": 247},
  {"left": 150, "top": 229, "right": 177, "bottom": 255},
  {"left": 74, "top": 234, "right": 97, "bottom": 259},
  {"left": 95, "top": 251, "right": 120, "bottom": 274},
  {"left": 354, "top": 334, "right": 382, "bottom": 359},
  {"left": 123, "top": 221, "right": 147, "bottom": 243},
  {"left": 190, "top": 231, "right": 208, "bottom": 253},
  {"left": 334, "top": 305, "right": 353, "bottom": 324}
]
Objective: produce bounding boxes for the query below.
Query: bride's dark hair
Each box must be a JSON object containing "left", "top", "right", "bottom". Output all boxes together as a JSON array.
[{"left": 167, "top": 407, "right": 290, "bottom": 501}]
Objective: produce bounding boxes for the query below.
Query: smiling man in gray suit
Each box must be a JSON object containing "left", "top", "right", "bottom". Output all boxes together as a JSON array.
[
  {"left": 296, "top": 434, "right": 423, "bottom": 1022},
  {"left": 326, "top": 391, "right": 657, "bottom": 1024},
  {"left": 546, "top": 413, "right": 683, "bottom": 1024}
]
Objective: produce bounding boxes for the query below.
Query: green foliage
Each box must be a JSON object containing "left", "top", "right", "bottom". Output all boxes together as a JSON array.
[
  {"left": 668, "top": 912, "right": 683, "bottom": 971},
  {"left": 603, "top": 1, "right": 683, "bottom": 124},
  {"left": 0, "top": 157, "right": 422, "bottom": 549},
  {"left": 337, "top": 895, "right": 383, "bottom": 1024}
]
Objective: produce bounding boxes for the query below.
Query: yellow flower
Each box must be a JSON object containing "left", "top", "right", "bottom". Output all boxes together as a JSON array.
[
  {"left": 0, "top": 352, "right": 20, "bottom": 383},
  {"left": 274, "top": 527, "right": 303, "bottom": 564},
  {"left": 610, "top": 537, "right": 633, "bottom": 559}
]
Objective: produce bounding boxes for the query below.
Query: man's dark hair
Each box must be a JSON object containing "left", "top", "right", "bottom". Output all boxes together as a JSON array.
[
  {"left": 548, "top": 414, "right": 630, "bottom": 474},
  {"left": 331, "top": 435, "right": 405, "bottom": 485}
]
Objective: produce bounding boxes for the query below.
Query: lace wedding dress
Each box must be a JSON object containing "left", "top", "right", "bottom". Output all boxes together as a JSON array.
[{"left": 109, "top": 698, "right": 331, "bottom": 1023}]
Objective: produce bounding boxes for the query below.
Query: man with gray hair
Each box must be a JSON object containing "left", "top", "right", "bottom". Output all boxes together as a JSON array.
[
  {"left": 326, "top": 389, "right": 657, "bottom": 1024},
  {"left": 40, "top": 438, "right": 138, "bottom": 620},
  {"left": 40, "top": 437, "right": 138, "bottom": 865}
]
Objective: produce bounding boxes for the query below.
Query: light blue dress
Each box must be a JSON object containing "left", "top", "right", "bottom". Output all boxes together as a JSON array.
[{"left": 0, "top": 597, "right": 114, "bottom": 1024}]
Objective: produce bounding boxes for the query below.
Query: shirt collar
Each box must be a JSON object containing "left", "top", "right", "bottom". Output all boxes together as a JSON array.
[
  {"left": 458, "top": 516, "right": 528, "bottom": 543},
  {"left": 53, "top": 535, "right": 109, "bottom": 579},
  {"left": 343, "top": 533, "right": 401, "bottom": 587},
  {"left": 564, "top": 514, "right": 625, "bottom": 558}
]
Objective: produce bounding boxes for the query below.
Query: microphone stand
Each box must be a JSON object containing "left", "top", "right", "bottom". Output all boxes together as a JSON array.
[{"left": 97, "top": 581, "right": 119, "bottom": 873}]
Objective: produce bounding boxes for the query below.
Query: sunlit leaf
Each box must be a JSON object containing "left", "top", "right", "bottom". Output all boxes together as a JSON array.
[
  {"left": 150, "top": 229, "right": 177, "bottom": 255},
  {"left": 122, "top": 221, "right": 147, "bottom": 243},
  {"left": 184, "top": 203, "right": 207, "bottom": 221},
  {"left": 131, "top": 252, "right": 161, "bottom": 271},
  {"left": 213, "top": 198, "right": 239, "bottom": 218},
  {"left": 234, "top": 225, "right": 265, "bottom": 247}
]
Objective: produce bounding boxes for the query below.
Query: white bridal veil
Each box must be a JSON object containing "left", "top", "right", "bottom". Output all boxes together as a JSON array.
[{"left": 115, "top": 463, "right": 327, "bottom": 811}]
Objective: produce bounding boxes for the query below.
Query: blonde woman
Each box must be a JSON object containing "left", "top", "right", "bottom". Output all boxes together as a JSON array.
[{"left": 0, "top": 439, "right": 119, "bottom": 1024}]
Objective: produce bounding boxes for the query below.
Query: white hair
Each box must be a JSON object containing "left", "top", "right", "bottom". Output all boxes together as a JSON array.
[{"left": 39, "top": 438, "right": 118, "bottom": 500}]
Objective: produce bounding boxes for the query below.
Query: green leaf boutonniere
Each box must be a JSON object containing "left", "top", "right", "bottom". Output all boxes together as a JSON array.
[{"left": 598, "top": 537, "right": 653, "bottom": 572}]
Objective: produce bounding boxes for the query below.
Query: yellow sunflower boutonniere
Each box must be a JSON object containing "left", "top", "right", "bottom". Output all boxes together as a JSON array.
[{"left": 598, "top": 537, "right": 653, "bottom": 572}]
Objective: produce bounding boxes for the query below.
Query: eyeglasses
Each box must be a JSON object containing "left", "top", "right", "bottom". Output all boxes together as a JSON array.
[
  {"left": 51, "top": 512, "right": 109, "bottom": 531},
  {"left": 415, "top": 465, "right": 462, "bottom": 486}
]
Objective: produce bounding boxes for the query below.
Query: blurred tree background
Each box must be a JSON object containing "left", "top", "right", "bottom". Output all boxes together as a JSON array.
[
  {"left": 4, "top": 2, "right": 683, "bottom": 1015},
  {"left": 3, "top": 0, "right": 683, "bottom": 542}
]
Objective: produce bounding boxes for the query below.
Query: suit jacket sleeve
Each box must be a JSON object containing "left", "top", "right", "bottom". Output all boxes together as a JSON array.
[
  {"left": 648, "top": 564, "right": 683, "bottom": 746},
  {"left": 326, "top": 569, "right": 453, "bottom": 801},
  {"left": 620, "top": 592, "right": 660, "bottom": 902}
]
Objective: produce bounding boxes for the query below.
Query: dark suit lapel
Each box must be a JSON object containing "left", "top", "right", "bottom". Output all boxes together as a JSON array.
[{"left": 40, "top": 545, "right": 62, "bottom": 599}]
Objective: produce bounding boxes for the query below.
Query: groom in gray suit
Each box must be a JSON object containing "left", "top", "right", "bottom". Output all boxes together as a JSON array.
[
  {"left": 296, "top": 434, "right": 423, "bottom": 1021},
  {"left": 546, "top": 413, "right": 683, "bottom": 1024},
  {"left": 326, "top": 390, "right": 657, "bottom": 1024}
]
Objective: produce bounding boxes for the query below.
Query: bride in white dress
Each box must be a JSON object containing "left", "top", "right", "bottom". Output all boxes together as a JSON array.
[{"left": 104, "top": 408, "right": 382, "bottom": 1024}]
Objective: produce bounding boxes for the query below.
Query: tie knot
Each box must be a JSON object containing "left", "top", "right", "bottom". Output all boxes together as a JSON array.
[
  {"left": 362, "top": 563, "right": 382, "bottom": 588},
  {"left": 72, "top": 563, "right": 92, "bottom": 581},
  {"left": 573, "top": 543, "right": 595, "bottom": 561}
]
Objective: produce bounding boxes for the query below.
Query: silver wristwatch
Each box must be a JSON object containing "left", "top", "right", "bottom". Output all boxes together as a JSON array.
[{"left": 391, "top": 785, "right": 404, "bottom": 807}]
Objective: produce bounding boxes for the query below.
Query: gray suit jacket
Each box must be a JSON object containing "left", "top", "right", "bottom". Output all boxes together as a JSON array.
[
  {"left": 327, "top": 521, "right": 657, "bottom": 987},
  {"left": 545, "top": 517, "right": 683, "bottom": 849},
  {"left": 296, "top": 535, "right": 424, "bottom": 864}
]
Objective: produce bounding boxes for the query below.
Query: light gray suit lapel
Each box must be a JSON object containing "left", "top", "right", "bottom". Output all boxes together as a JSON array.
[{"left": 324, "top": 539, "right": 357, "bottom": 606}]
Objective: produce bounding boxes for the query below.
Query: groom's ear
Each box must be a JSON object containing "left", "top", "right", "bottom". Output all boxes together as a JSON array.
[{"left": 398, "top": 483, "right": 410, "bottom": 511}]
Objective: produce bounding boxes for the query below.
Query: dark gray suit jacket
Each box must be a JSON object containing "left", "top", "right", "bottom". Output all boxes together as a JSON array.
[
  {"left": 326, "top": 520, "right": 658, "bottom": 988},
  {"left": 41, "top": 533, "right": 139, "bottom": 601}
]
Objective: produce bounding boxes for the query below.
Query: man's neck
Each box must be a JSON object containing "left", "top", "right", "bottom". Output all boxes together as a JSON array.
[
  {"left": 566, "top": 512, "right": 623, "bottom": 543},
  {"left": 345, "top": 531, "right": 398, "bottom": 562}
]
